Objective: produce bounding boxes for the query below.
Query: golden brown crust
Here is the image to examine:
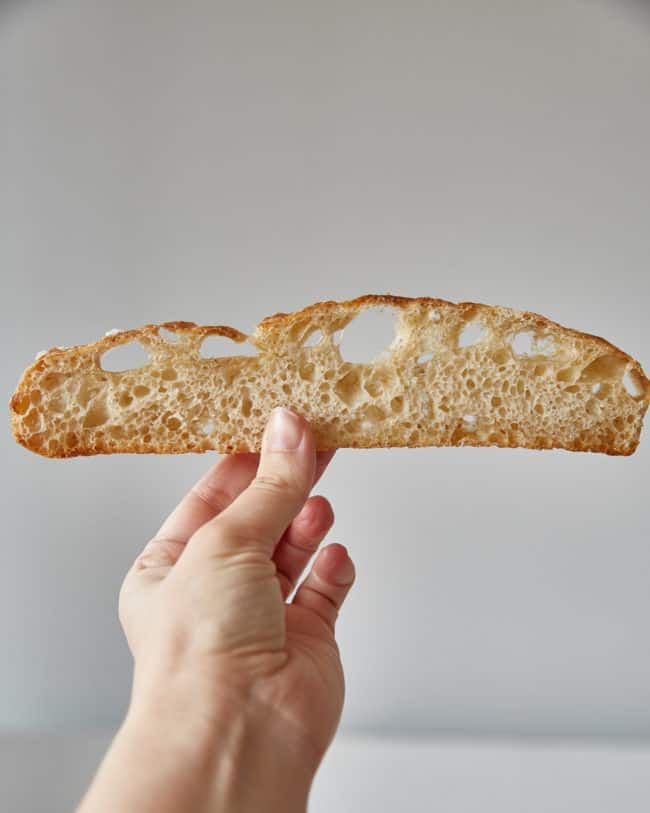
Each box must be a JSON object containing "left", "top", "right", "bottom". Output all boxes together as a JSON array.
[
  {"left": 9, "top": 295, "right": 650, "bottom": 458},
  {"left": 261, "top": 293, "right": 631, "bottom": 360}
]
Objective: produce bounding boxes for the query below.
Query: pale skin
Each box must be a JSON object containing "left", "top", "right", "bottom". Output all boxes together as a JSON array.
[{"left": 77, "top": 408, "right": 356, "bottom": 813}]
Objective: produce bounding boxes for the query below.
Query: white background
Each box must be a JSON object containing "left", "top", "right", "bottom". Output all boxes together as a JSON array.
[{"left": 2, "top": 0, "right": 649, "bottom": 747}]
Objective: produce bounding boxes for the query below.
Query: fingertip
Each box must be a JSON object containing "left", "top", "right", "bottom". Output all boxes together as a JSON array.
[
  {"left": 317, "top": 543, "right": 355, "bottom": 586},
  {"left": 292, "top": 542, "right": 355, "bottom": 627},
  {"left": 300, "top": 495, "right": 334, "bottom": 531},
  {"left": 259, "top": 408, "right": 317, "bottom": 487},
  {"left": 263, "top": 407, "right": 317, "bottom": 455}
]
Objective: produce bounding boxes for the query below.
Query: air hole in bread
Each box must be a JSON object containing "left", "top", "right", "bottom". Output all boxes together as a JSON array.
[
  {"left": 462, "top": 414, "right": 477, "bottom": 430},
  {"left": 304, "top": 329, "right": 323, "bottom": 347},
  {"left": 60, "top": 405, "right": 70, "bottom": 417},
  {"left": 458, "top": 321, "right": 485, "bottom": 348},
  {"left": 200, "top": 334, "right": 258, "bottom": 358},
  {"left": 623, "top": 369, "right": 645, "bottom": 399},
  {"left": 579, "top": 354, "right": 626, "bottom": 382},
  {"left": 510, "top": 331, "right": 556, "bottom": 358},
  {"left": 101, "top": 341, "right": 149, "bottom": 372},
  {"left": 30, "top": 432, "right": 45, "bottom": 451},
  {"left": 24, "top": 409, "right": 41, "bottom": 431},
  {"left": 557, "top": 367, "right": 579, "bottom": 383},
  {"left": 364, "top": 405, "right": 385, "bottom": 423},
  {"left": 158, "top": 327, "right": 181, "bottom": 343},
  {"left": 166, "top": 416, "right": 181, "bottom": 430},
  {"left": 364, "top": 379, "right": 382, "bottom": 397},
  {"left": 491, "top": 348, "right": 510, "bottom": 365},
  {"left": 41, "top": 372, "right": 64, "bottom": 391},
  {"left": 417, "top": 351, "right": 434, "bottom": 364},
  {"left": 77, "top": 379, "right": 102, "bottom": 408},
  {"left": 510, "top": 331, "right": 534, "bottom": 356},
  {"left": 161, "top": 367, "right": 177, "bottom": 381},
  {"left": 335, "top": 369, "right": 363, "bottom": 406},
  {"left": 339, "top": 308, "right": 396, "bottom": 363},
  {"left": 12, "top": 393, "right": 31, "bottom": 415},
  {"left": 83, "top": 402, "right": 109, "bottom": 428},
  {"left": 134, "top": 385, "right": 150, "bottom": 398}
]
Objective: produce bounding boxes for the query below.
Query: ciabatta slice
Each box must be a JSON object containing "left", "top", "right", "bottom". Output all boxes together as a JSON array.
[{"left": 9, "top": 295, "right": 650, "bottom": 457}]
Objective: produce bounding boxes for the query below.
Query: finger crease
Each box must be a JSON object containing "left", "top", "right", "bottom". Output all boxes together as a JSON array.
[
  {"left": 150, "top": 535, "right": 186, "bottom": 548},
  {"left": 285, "top": 536, "right": 320, "bottom": 554},
  {"left": 135, "top": 537, "right": 186, "bottom": 569},
  {"left": 299, "top": 584, "right": 340, "bottom": 613},
  {"left": 190, "top": 485, "right": 231, "bottom": 515}
]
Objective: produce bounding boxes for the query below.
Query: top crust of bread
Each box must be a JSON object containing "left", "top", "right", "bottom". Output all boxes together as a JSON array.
[{"left": 9, "top": 294, "right": 650, "bottom": 457}]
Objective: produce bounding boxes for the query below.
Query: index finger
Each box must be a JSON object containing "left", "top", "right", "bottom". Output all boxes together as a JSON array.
[
  {"left": 154, "top": 449, "right": 336, "bottom": 549},
  {"left": 185, "top": 408, "right": 317, "bottom": 560}
]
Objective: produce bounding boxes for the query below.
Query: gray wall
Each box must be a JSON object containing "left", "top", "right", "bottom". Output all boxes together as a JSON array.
[{"left": 1, "top": 0, "right": 649, "bottom": 737}]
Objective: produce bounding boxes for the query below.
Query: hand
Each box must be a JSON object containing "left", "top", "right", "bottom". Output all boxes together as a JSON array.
[{"left": 78, "top": 408, "right": 355, "bottom": 813}]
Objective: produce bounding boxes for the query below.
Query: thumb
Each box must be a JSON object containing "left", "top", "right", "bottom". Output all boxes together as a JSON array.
[{"left": 185, "top": 408, "right": 317, "bottom": 561}]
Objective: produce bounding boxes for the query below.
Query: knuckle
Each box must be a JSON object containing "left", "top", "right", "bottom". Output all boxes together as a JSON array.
[
  {"left": 287, "top": 533, "right": 320, "bottom": 554},
  {"left": 190, "top": 483, "right": 230, "bottom": 514},
  {"left": 134, "top": 537, "right": 183, "bottom": 570},
  {"left": 222, "top": 548, "right": 277, "bottom": 577},
  {"left": 208, "top": 518, "right": 274, "bottom": 555},
  {"left": 251, "top": 472, "right": 293, "bottom": 495},
  {"left": 301, "top": 583, "right": 340, "bottom": 615}
]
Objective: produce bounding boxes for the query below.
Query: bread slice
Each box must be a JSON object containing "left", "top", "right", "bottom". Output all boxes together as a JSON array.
[{"left": 9, "top": 295, "right": 650, "bottom": 457}]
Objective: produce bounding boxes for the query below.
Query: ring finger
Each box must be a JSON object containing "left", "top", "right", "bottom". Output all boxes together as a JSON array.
[{"left": 273, "top": 495, "right": 334, "bottom": 599}]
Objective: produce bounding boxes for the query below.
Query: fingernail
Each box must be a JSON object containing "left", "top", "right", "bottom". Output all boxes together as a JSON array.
[
  {"left": 333, "top": 555, "right": 355, "bottom": 586},
  {"left": 265, "top": 407, "right": 304, "bottom": 451}
]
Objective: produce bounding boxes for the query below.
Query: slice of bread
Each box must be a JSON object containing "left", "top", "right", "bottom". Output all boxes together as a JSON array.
[{"left": 9, "top": 295, "right": 650, "bottom": 457}]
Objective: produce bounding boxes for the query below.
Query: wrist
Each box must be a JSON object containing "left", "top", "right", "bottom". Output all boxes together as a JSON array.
[{"left": 123, "top": 665, "right": 316, "bottom": 813}]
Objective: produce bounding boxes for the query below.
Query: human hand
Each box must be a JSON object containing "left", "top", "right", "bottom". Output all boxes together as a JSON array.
[{"left": 79, "top": 408, "right": 355, "bottom": 813}]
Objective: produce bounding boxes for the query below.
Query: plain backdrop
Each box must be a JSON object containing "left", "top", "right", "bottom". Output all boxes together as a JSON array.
[{"left": 1, "top": 0, "right": 649, "bottom": 740}]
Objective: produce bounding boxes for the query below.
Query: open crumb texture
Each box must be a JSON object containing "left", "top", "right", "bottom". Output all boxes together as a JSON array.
[{"left": 9, "top": 294, "right": 650, "bottom": 458}]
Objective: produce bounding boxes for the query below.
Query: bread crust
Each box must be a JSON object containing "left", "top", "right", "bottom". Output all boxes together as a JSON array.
[{"left": 9, "top": 295, "right": 650, "bottom": 458}]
